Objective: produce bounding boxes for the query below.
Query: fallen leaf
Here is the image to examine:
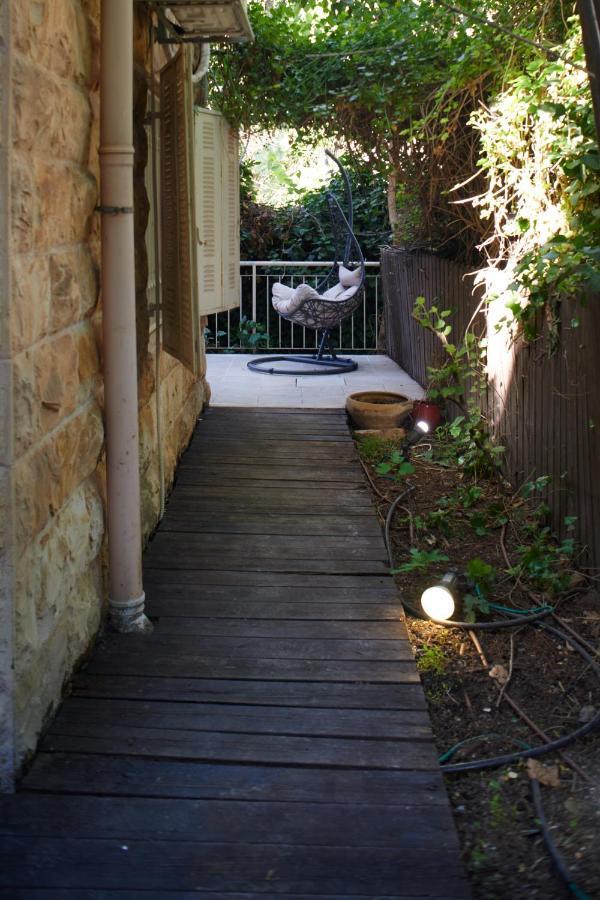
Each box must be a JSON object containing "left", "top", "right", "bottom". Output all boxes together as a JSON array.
[
  {"left": 527, "top": 758, "right": 560, "bottom": 788},
  {"left": 489, "top": 664, "right": 509, "bottom": 685},
  {"left": 578, "top": 704, "right": 596, "bottom": 724}
]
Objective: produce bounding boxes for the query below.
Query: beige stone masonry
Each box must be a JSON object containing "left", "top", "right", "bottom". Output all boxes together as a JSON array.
[{"left": 5, "top": 0, "right": 209, "bottom": 768}]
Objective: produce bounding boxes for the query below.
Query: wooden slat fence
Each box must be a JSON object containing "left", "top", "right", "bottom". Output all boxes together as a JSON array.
[{"left": 382, "top": 247, "right": 600, "bottom": 569}]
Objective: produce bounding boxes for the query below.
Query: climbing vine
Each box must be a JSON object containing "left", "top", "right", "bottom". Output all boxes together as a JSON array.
[{"left": 211, "top": 1, "right": 599, "bottom": 350}]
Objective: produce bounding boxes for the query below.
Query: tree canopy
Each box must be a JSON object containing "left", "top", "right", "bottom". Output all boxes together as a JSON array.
[{"left": 210, "top": 1, "right": 599, "bottom": 342}]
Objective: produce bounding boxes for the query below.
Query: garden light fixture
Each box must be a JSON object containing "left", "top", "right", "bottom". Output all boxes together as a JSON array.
[
  {"left": 420, "top": 572, "right": 459, "bottom": 621},
  {"left": 401, "top": 418, "right": 430, "bottom": 456}
]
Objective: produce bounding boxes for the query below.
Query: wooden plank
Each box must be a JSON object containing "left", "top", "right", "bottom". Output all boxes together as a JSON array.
[
  {"left": 182, "top": 447, "right": 361, "bottom": 462},
  {"left": 0, "top": 838, "right": 471, "bottom": 896},
  {"left": 146, "top": 533, "right": 387, "bottom": 562},
  {"left": 83, "top": 633, "right": 414, "bottom": 662},
  {"left": 158, "top": 512, "right": 383, "bottom": 537},
  {"left": 167, "top": 486, "right": 374, "bottom": 509},
  {"left": 0, "top": 795, "right": 460, "bottom": 850},
  {"left": 145, "top": 586, "right": 396, "bottom": 606},
  {"left": 71, "top": 675, "right": 428, "bottom": 710},
  {"left": 190, "top": 432, "right": 353, "bottom": 442},
  {"left": 41, "top": 726, "right": 438, "bottom": 769},
  {"left": 142, "top": 571, "right": 396, "bottom": 590},
  {"left": 184, "top": 442, "right": 360, "bottom": 460},
  {"left": 50, "top": 699, "right": 431, "bottom": 740},
  {"left": 144, "top": 558, "right": 390, "bottom": 575},
  {"left": 83, "top": 655, "right": 420, "bottom": 683},
  {"left": 21, "top": 754, "right": 444, "bottom": 803},
  {"left": 146, "top": 601, "right": 402, "bottom": 620},
  {"left": 150, "top": 617, "right": 409, "bottom": 638},
  {"left": 176, "top": 464, "right": 365, "bottom": 483},
  {"left": 0, "top": 892, "right": 470, "bottom": 900}
]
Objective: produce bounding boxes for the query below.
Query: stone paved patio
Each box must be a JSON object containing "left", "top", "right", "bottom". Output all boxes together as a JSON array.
[{"left": 207, "top": 353, "right": 425, "bottom": 408}]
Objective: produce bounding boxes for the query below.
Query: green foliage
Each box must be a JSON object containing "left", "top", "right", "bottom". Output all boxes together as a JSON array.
[
  {"left": 412, "top": 298, "right": 504, "bottom": 476},
  {"left": 392, "top": 548, "right": 450, "bottom": 574},
  {"left": 469, "top": 20, "right": 600, "bottom": 349},
  {"left": 463, "top": 590, "right": 490, "bottom": 623},
  {"left": 233, "top": 316, "right": 271, "bottom": 350},
  {"left": 355, "top": 433, "right": 396, "bottom": 465},
  {"left": 466, "top": 558, "right": 496, "bottom": 591},
  {"left": 376, "top": 450, "right": 415, "bottom": 481},
  {"left": 241, "top": 158, "right": 390, "bottom": 260},
  {"left": 506, "top": 479, "right": 577, "bottom": 594},
  {"left": 417, "top": 644, "right": 449, "bottom": 675}
]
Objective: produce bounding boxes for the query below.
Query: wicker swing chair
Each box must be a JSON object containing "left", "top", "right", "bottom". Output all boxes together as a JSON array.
[{"left": 247, "top": 152, "right": 366, "bottom": 376}]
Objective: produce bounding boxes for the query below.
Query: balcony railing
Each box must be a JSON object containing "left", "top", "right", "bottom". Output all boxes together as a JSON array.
[{"left": 205, "top": 260, "right": 381, "bottom": 353}]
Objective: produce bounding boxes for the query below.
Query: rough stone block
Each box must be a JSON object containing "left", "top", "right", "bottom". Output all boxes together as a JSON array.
[
  {"left": 33, "top": 159, "right": 97, "bottom": 251},
  {"left": 11, "top": 253, "right": 51, "bottom": 353},
  {"left": 13, "top": 57, "right": 92, "bottom": 163},
  {"left": 12, "top": 0, "right": 93, "bottom": 85},
  {"left": 10, "top": 153, "right": 37, "bottom": 254},
  {"left": 15, "top": 555, "right": 103, "bottom": 758},
  {"left": 13, "top": 330, "right": 83, "bottom": 455},
  {"left": 14, "top": 401, "right": 104, "bottom": 546}
]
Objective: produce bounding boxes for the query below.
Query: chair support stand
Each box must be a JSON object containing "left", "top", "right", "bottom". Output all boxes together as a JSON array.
[{"left": 247, "top": 329, "right": 358, "bottom": 376}]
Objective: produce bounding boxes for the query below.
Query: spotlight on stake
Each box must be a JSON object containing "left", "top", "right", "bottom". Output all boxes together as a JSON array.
[{"left": 420, "top": 572, "right": 459, "bottom": 621}]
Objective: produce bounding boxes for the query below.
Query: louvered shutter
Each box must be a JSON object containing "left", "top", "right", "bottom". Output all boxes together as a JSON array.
[
  {"left": 220, "top": 119, "right": 241, "bottom": 311},
  {"left": 159, "top": 48, "right": 198, "bottom": 372},
  {"left": 194, "top": 109, "right": 222, "bottom": 315}
]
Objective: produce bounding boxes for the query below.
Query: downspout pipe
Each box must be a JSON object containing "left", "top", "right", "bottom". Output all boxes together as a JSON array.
[{"left": 100, "top": 0, "right": 151, "bottom": 633}]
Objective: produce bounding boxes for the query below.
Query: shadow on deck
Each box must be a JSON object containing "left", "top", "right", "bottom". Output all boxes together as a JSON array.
[{"left": 0, "top": 407, "right": 470, "bottom": 898}]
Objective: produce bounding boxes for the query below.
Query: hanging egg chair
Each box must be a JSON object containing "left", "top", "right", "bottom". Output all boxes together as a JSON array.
[{"left": 247, "top": 151, "right": 366, "bottom": 376}]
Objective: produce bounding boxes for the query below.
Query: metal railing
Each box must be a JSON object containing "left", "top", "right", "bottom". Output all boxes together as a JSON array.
[{"left": 205, "top": 260, "right": 381, "bottom": 352}]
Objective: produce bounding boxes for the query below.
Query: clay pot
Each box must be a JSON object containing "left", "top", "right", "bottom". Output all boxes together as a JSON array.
[
  {"left": 346, "top": 391, "right": 413, "bottom": 430},
  {"left": 412, "top": 400, "right": 443, "bottom": 430}
]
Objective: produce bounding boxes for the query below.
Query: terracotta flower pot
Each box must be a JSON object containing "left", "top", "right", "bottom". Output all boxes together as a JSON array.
[
  {"left": 412, "top": 400, "right": 443, "bottom": 430},
  {"left": 346, "top": 391, "right": 414, "bottom": 430}
]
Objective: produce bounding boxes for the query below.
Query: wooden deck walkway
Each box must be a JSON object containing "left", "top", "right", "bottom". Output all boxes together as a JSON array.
[{"left": 0, "top": 407, "right": 470, "bottom": 898}]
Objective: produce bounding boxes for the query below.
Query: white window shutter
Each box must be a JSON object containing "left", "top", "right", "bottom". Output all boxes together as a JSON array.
[
  {"left": 220, "top": 119, "right": 241, "bottom": 311},
  {"left": 194, "top": 109, "right": 223, "bottom": 315},
  {"left": 159, "top": 48, "right": 198, "bottom": 373}
]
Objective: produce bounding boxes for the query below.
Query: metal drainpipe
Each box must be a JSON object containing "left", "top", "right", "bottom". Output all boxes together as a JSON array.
[{"left": 100, "top": 0, "right": 152, "bottom": 633}]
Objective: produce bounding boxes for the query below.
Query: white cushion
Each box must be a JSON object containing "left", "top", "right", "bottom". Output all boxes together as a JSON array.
[
  {"left": 322, "top": 283, "right": 345, "bottom": 299},
  {"left": 271, "top": 280, "right": 359, "bottom": 317},
  {"left": 272, "top": 281, "right": 320, "bottom": 316},
  {"left": 339, "top": 265, "right": 362, "bottom": 288}
]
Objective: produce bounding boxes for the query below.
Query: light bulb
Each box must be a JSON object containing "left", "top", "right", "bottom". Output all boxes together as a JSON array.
[
  {"left": 420, "top": 585, "right": 455, "bottom": 620},
  {"left": 415, "top": 420, "right": 430, "bottom": 433}
]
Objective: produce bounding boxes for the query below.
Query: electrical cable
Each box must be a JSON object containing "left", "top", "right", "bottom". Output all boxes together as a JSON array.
[
  {"left": 378, "top": 467, "right": 597, "bottom": 897},
  {"left": 440, "top": 623, "right": 600, "bottom": 773},
  {"left": 530, "top": 777, "right": 591, "bottom": 900},
  {"left": 439, "top": 732, "right": 592, "bottom": 898},
  {"left": 384, "top": 494, "right": 553, "bottom": 630}
]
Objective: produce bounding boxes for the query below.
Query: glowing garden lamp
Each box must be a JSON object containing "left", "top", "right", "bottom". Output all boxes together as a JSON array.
[
  {"left": 401, "top": 418, "right": 430, "bottom": 456},
  {"left": 420, "top": 572, "right": 459, "bottom": 621}
]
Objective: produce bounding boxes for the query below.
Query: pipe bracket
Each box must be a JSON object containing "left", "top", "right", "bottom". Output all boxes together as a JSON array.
[{"left": 96, "top": 205, "right": 134, "bottom": 215}]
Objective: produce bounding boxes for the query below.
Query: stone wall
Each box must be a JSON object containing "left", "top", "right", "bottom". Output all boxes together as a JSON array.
[{"left": 6, "top": 0, "right": 208, "bottom": 768}]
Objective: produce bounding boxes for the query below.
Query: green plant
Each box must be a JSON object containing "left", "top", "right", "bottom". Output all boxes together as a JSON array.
[
  {"left": 466, "top": 558, "right": 496, "bottom": 592},
  {"left": 234, "top": 316, "right": 271, "bottom": 350},
  {"left": 461, "top": 558, "right": 497, "bottom": 622},
  {"left": 469, "top": 20, "right": 599, "bottom": 351},
  {"left": 412, "top": 298, "right": 504, "bottom": 476},
  {"left": 204, "top": 325, "right": 227, "bottom": 348},
  {"left": 376, "top": 450, "right": 415, "bottom": 481},
  {"left": 392, "top": 548, "right": 450, "bottom": 574},
  {"left": 356, "top": 433, "right": 396, "bottom": 465},
  {"left": 506, "top": 481, "right": 577, "bottom": 594},
  {"left": 417, "top": 645, "right": 449, "bottom": 675}
]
